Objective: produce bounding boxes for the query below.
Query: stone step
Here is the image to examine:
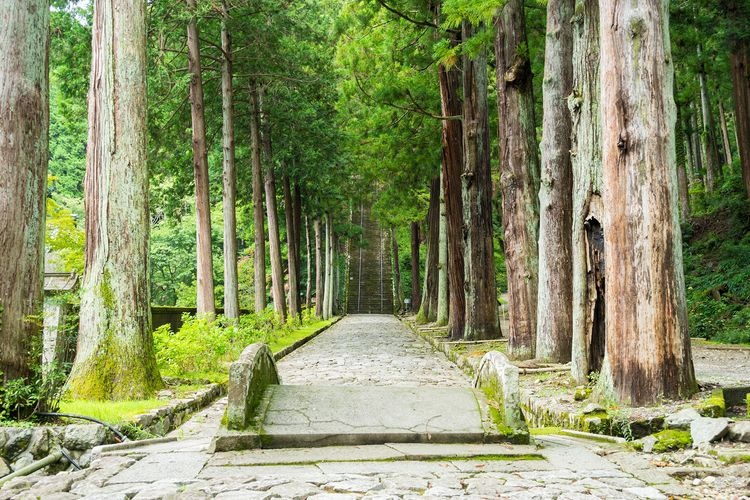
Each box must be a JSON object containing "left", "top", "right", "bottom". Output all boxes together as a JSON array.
[{"left": 211, "top": 385, "right": 505, "bottom": 451}]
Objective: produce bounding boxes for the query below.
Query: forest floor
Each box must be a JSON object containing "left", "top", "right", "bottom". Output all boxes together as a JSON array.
[{"left": 2, "top": 315, "right": 748, "bottom": 499}]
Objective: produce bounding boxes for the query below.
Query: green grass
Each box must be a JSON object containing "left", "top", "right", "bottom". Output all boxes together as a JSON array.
[
  {"left": 58, "top": 399, "right": 166, "bottom": 424},
  {"left": 267, "top": 318, "right": 336, "bottom": 353}
]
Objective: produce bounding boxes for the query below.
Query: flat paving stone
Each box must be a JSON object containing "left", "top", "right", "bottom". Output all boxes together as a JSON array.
[
  {"left": 107, "top": 452, "right": 207, "bottom": 484},
  {"left": 259, "top": 385, "right": 488, "bottom": 447}
]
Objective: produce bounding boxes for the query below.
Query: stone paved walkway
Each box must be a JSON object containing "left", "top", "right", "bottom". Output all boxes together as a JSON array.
[
  {"left": 277, "top": 315, "right": 470, "bottom": 387},
  {"left": 0, "top": 315, "right": 704, "bottom": 499}
]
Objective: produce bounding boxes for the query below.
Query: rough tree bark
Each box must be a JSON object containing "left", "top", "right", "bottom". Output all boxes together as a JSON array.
[
  {"left": 391, "top": 227, "right": 404, "bottom": 313},
  {"left": 249, "top": 85, "right": 266, "bottom": 312},
  {"left": 437, "top": 32, "right": 466, "bottom": 340},
  {"left": 67, "top": 0, "right": 163, "bottom": 399},
  {"left": 598, "top": 0, "right": 696, "bottom": 405},
  {"left": 536, "top": 0, "right": 574, "bottom": 362},
  {"left": 283, "top": 173, "right": 299, "bottom": 318},
  {"left": 410, "top": 222, "right": 421, "bottom": 313},
  {"left": 0, "top": 0, "right": 49, "bottom": 382},
  {"left": 260, "top": 101, "right": 286, "bottom": 322},
  {"left": 436, "top": 172, "right": 449, "bottom": 326},
  {"left": 697, "top": 45, "right": 722, "bottom": 191},
  {"left": 220, "top": 0, "right": 238, "bottom": 320},
  {"left": 727, "top": 11, "right": 750, "bottom": 198},
  {"left": 305, "top": 216, "right": 312, "bottom": 308},
  {"left": 462, "top": 20, "right": 500, "bottom": 340},
  {"left": 569, "top": 0, "right": 604, "bottom": 383},
  {"left": 496, "top": 1, "right": 541, "bottom": 357},
  {"left": 186, "top": 0, "right": 215, "bottom": 315},
  {"left": 417, "top": 176, "right": 440, "bottom": 322},
  {"left": 314, "top": 218, "right": 324, "bottom": 317}
]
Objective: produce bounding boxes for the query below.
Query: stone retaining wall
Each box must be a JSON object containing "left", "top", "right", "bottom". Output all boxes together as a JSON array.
[{"left": 0, "top": 383, "right": 224, "bottom": 477}]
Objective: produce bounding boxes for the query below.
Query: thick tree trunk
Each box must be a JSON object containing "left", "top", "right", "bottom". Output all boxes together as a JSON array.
[
  {"left": 186, "top": 0, "right": 215, "bottom": 315},
  {"left": 437, "top": 35, "right": 466, "bottom": 340},
  {"left": 598, "top": 0, "right": 696, "bottom": 405},
  {"left": 305, "top": 216, "right": 313, "bottom": 308},
  {"left": 718, "top": 101, "right": 734, "bottom": 167},
  {"left": 417, "top": 177, "right": 440, "bottom": 322},
  {"left": 730, "top": 38, "right": 750, "bottom": 199},
  {"left": 569, "top": 0, "right": 603, "bottom": 383},
  {"left": 314, "top": 218, "right": 324, "bottom": 316},
  {"left": 462, "top": 20, "right": 500, "bottom": 340},
  {"left": 220, "top": 1, "right": 238, "bottom": 320},
  {"left": 261, "top": 116, "right": 286, "bottom": 322},
  {"left": 249, "top": 85, "right": 266, "bottom": 312},
  {"left": 0, "top": 0, "right": 49, "bottom": 382},
  {"left": 537, "top": 0, "right": 574, "bottom": 362},
  {"left": 698, "top": 46, "right": 722, "bottom": 191},
  {"left": 391, "top": 227, "right": 404, "bottom": 313},
  {"left": 436, "top": 172, "right": 449, "bottom": 326},
  {"left": 495, "top": 1, "right": 540, "bottom": 357},
  {"left": 410, "top": 221, "right": 421, "bottom": 312},
  {"left": 283, "top": 174, "right": 299, "bottom": 318},
  {"left": 67, "top": 0, "right": 163, "bottom": 399}
]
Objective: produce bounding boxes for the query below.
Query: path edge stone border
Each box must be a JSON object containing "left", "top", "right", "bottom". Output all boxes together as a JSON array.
[
  {"left": 0, "top": 382, "right": 225, "bottom": 476},
  {"left": 211, "top": 317, "right": 342, "bottom": 451},
  {"left": 401, "top": 317, "right": 529, "bottom": 444}
]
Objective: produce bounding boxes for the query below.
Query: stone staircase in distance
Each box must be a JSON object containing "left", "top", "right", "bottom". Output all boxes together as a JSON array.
[{"left": 347, "top": 203, "right": 393, "bottom": 315}]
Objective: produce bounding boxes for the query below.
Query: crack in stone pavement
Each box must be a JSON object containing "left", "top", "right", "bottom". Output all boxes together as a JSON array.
[{"left": 2, "top": 314, "right": 705, "bottom": 499}]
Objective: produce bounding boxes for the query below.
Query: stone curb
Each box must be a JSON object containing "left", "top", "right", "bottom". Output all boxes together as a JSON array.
[
  {"left": 401, "top": 318, "right": 479, "bottom": 379},
  {"left": 273, "top": 316, "right": 343, "bottom": 361}
]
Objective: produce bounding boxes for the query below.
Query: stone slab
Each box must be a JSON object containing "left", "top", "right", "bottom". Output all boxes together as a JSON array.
[
  {"left": 106, "top": 452, "right": 207, "bottom": 484},
  {"left": 384, "top": 442, "right": 539, "bottom": 460},
  {"left": 261, "top": 385, "right": 486, "bottom": 446},
  {"left": 316, "top": 460, "right": 459, "bottom": 475},
  {"left": 209, "top": 445, "right": 403, "bottom": 466}
]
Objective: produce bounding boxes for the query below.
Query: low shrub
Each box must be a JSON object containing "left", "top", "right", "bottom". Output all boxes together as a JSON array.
[{"left": 153, "top": 308, "right": 320, "bottom": 380}]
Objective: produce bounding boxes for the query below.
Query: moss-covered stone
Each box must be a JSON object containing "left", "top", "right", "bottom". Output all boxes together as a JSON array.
[
  {"left": 697, "top": 389, "right": 726, "bottom": 418},
  {"left": 747, "top": 393, "right": 750, "bottom": 418},
  {"left": 650, "top": 429, "right": 692, "bottom": 452},
  {"left": 574, "top": 387, "right": 591, "bottom": 401}
]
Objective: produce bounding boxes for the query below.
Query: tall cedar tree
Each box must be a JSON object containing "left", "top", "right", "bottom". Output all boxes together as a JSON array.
[
  {"left": 68, "top": 0, "right": 163, "bottom": 399},
  {"left": 462, "top": 20, "right": 501, "bottom": 340},
  {"left": 186, "top": 0, "right": 215, "bottom": 315},
  {"left": 0, "top": 0, "right": 49, "bottom": 382},
  {"left": 598, "top": 0, "right": 696, "bottom": 405},
  {"left": 537, "top": 0, "right": 574, "bottom": 361},
  {"left": 495, "top": 0, "right": 541, "bottom": 358}
]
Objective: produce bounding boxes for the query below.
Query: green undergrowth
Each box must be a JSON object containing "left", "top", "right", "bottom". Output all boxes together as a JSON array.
[
  {"left": 154, "top": 309, "right": 334, "bottom": 383},
  {"left": 58, "top": 399, "right": 165, "bottom": 424},
  {"left": 683, "top": 171, "right": 750, "bottom": 344}
]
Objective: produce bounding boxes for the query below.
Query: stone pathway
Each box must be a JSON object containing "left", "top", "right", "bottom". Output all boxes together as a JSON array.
[
  {"left": 277, "top": 315, "right": 470, "bottom": 387},
  {"left": 0, "top": 315, "right": 718, "bottom": 499}
]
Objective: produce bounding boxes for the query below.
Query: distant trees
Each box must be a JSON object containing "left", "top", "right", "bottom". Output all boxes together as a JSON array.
[{"left": 0, "top": 0, "right": 49, "bottom": 382}]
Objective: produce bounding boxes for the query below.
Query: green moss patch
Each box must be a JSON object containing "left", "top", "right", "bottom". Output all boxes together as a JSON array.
[
  {"left": 651, "top": 429, "right": 692, "bottom": 452},
  {"left": 698, "top": 389, "right": 726, "bottom": 417}
]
